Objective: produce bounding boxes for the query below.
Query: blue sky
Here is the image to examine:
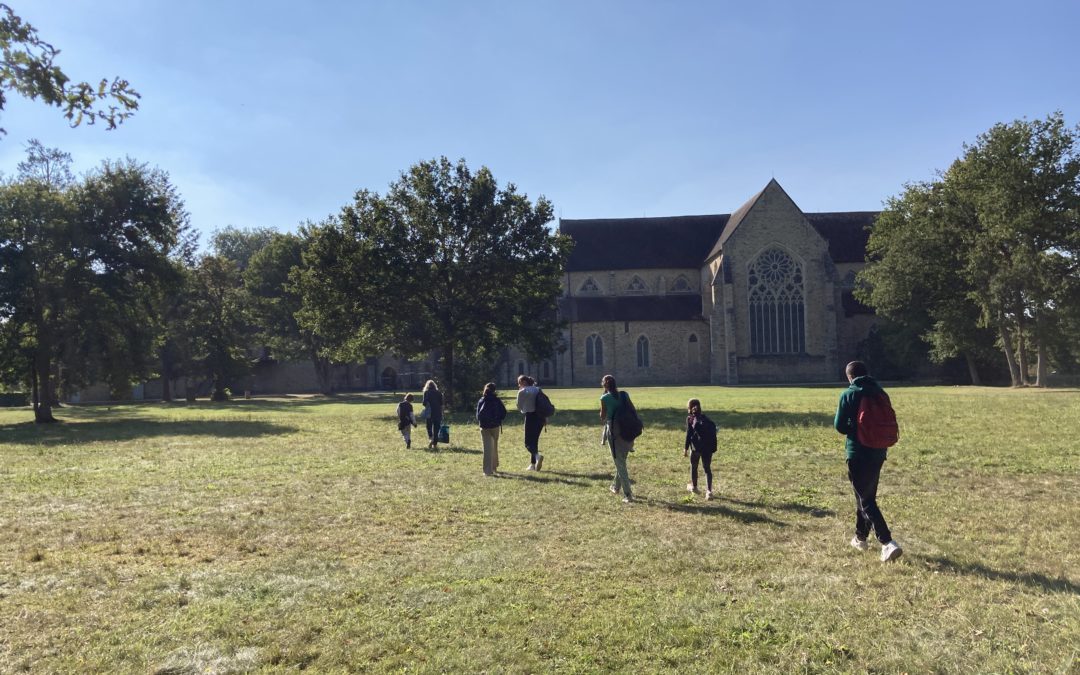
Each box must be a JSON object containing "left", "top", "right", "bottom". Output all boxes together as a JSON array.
[{"left": 3, "top": 1, "right": 1078, "bottom": 245}]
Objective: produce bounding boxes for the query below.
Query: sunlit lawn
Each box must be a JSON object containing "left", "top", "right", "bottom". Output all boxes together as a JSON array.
[{"left": 1, "top": 385, "right": 1077, "bottom": 673}]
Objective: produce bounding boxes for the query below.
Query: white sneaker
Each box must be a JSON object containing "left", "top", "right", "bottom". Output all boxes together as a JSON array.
[
  {"left": 880, "top": 540, "right": 903, "bottom": 562},
  {"left": 686, "top": 483, "right": 697, "bottom": 493},
  {"left": 850, "top": 536, "right": 869, "bottom": 551},
  {"left": 622, "top": 496, "right": 633, "bottom": 503},
  {"left": 705, "top": 489, "right": 713, "bottom": 501},
  {"left": 610, "top": 485, "right": 620, "bottom": 494},
  {"left": 525, "top": 464, "right": 536, "bottom": 471},
  {"left": 535, "top": 454, "right": 544, "bottom": 471}
]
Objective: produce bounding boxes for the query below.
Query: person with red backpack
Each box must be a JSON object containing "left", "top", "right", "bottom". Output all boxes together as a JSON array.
[{"left": 834, "top": 361, "right": 903, "bottom": 562}]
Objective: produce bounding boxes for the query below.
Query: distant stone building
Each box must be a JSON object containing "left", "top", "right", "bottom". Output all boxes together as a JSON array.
[{"left": 509, "top": 179, "right": 878, "bottom": 387}]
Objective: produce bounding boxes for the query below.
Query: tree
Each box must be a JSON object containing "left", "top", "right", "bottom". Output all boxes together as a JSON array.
[
  {"left": 210, "top": 225, "right": 277, "bottom": 272},
  {"left": 0, "top": 145, "right": 188, "bottom": 422},
  {"left": 186, "top": 254, "right": 253, "bottom": 401},
  {"left": 859, "top": 113, "right": 1080, "bottom": 386},
  {"left": 0, "top": 4, "right": 139, "bottom": 135},
  {"left": 949, "top": 113, "right": 1080, "bottom": 386},
  {"left": 244, "top": 231, "right": 336, "bottom": 395},
  {"left": 296, "top": 157, "right": 572, "bottom": 407},
  {"left": 858, "top": 181, "right": 999, "bottom": 384}
]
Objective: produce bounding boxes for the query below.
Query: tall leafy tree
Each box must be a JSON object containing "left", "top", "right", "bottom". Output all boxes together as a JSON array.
[
  {"left": 244, "top": 232, "right": 336, "bottom": 394},
  {"left": 0, "top": 4, "right": 139, "bottom": 135},
  {"left": 297, "top": 157, "right": 572, "bottom": 407},
  {"left": 860, "top": 112, "right": 1080, "bottom": 386},
  {"left": 186, "top": 254, "right": 253, "bottom": 401},
  {"left": 210, "top": 225, "right": 277, "bottom": 272},
  {"left": 0, "top": 146, "right": 189, "bottom": 421},
  {"left": 858, "top": 181, "right": 998, "bottom": 384},
  {"left": 950, "top": 113, "right": 1080, "bottom": 386}
]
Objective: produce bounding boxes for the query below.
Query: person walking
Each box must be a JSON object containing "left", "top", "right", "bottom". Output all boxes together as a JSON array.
[
  {"left": 476, "top": 382, "right": 507, "bottom": 476},
  {"left": 600, "top": 374, "right": 634, "bottom": 503},
  {"left": 422, "top": 379, "right": 444, "bottom": 450},
  {"left": 515, "top": 375, "right": 543, "bottom": 470},
  {"left": 683, "top": 398, "right": 717, "bottom": 499},
  {"left": 396, "top": 393, "right": 417, "bottom": 449},
  {"left": 834, "top": 360, "right": 903, "bottom": 562}
]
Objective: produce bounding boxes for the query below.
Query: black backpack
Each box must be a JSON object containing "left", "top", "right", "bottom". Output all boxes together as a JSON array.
[
  {"left": 477, "top": 396, "right": 507, "bottom": 428},
  {"left": 691, "top": 413, "right": 718, "bottom": 453},
  {"left": 615, "top": 391, "right": 643, "bottom": 441},
  {"left": 535, "top": 389, "right": 555, "bottom": 419}
]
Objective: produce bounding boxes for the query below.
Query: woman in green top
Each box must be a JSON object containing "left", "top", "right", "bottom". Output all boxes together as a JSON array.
[{"left": 600, "top": 374, "right": 634, "bottom": 503}]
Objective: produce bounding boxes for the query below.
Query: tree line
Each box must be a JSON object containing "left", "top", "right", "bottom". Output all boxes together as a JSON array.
[
  {"left": 857, "top": 112, "right": 1080, "bottom": 386},
  {"left": 1, "top": 146, "right": 571, "bottom": 423}
]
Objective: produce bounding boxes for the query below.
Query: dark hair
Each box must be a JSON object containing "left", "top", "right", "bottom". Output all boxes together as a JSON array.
[
  {"left": 601, "top": 374, "right": 618, "bottom": 394},
  {"left": 404, "top": 393, "right": 414, "bottom": 402},
  {"left": 687, "top": 398, "right": 701, "bottom": 413},
  {"left": 845, "top": 361, "right": 869, "bottom": 379},
  {"left": 517, "top": 375, "right": 534, "bottom": 387},
  {"left": 483, "top": 382, "right": 496, "bottom": 396}
]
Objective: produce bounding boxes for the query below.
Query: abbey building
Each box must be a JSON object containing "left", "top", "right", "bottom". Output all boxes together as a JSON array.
[{"left": 537, "top": 179, "right": 878, "bottom": 386}]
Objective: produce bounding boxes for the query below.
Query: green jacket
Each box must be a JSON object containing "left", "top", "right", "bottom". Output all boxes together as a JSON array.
[{"left": 834, "top": 375, "right": 889, "bottom": 460}]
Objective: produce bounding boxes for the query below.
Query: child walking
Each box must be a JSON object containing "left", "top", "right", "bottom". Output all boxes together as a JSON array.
[
  {"left": 683, "top": 398, "right": 717, "bottom": 499},
  {"left": 396, "top": 393, "right": 417, "bottom": 449}
]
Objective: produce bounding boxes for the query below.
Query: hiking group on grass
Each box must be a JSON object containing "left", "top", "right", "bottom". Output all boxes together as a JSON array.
[{"left": 395, "top": 360, "right": 904, "bottom": 563}]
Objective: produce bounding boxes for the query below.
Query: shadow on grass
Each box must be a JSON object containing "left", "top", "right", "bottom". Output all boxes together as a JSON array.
[
  {"left": 0, "top": 418, "right": 296, "bottom": 447},
  {"left": 428, "top": 445, "right": 482, "bottom": 456},
  {"left": 657, "top": 499, "right": 790, "bottom": 527},
  {"left": 717, "top": 495, "right": 835, "bottom": 517},
  {"left": 912, "top": 554, "right": 1078, "bottom": 595},
  {"left": 494, "top": 471, "right": 593, "bottom": 488},
  {"left": 538, "top": 408, "right": 835, "bottom": 432}
]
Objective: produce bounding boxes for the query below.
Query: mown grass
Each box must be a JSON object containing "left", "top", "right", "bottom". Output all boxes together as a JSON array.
[{"left": 1, "top": 386, "right": 1077, "bottom": 673}]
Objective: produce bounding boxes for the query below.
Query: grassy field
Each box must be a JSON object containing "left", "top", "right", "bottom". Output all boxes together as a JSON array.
[{"left": 1, "top": 385, "right": 1077, "bottom": 673}]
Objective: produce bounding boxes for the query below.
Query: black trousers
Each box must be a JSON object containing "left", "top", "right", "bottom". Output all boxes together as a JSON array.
[
  {"left": 847, "top": 455, "right": 892, "bottom": 544},
  {"left": 690, "top": 450, "right": 714, "bottom": 490},
  {"left": 523, "top": 412, "right": 542, "bottom": 462},
  {"left": 427, "top": 416, "right": 442, "bottom": 443}
]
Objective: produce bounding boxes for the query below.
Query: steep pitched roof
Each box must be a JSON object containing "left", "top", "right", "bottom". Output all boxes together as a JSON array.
[
  {"left": 704, "top": 181, "right": 771, "bottom": 262},
  {"left": 560, "top": 215, "right": 728, "bottom": 271},
  {"left": 558, "top": 295, "right": 704, "bottom": 322},
  {"left": 805, "top": 212, "right": 877, "bottom": 263},
  {"left": 560, "top": 181, "right": 880, "bottom": 271}
]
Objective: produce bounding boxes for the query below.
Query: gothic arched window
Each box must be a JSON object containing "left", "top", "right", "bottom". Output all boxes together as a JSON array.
[
  {"left": 585, "top": 334, "right": 604, "bottom": 366},
  {"left": 626, "top": 276, "right": 648, "bottom": 294},
  {"left": 748, "top": 248, "right": 805, "bottom": 354},
  {"left": 688, "top": 333, "right": 700, "bottom": 367},
  {"left": 636, "top": 335, "right": 650, "bottom": 367},
  {"left": 671, "top": 276, "right": 692, "bottom": 293}
]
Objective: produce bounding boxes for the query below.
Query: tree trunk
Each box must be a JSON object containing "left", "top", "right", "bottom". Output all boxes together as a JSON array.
[
  {"left": 49, "top": 361, "right": 62, "bottom": 407},
  {"left": 34, "top": 352, "right": 57, "bottom": 423},
  {"left": 443, "top": 343, "right": 455, "bottom": 411},
  {"left": 210, "top": 374, "right": 228, "bottom": 401},
  {"left": 963, "top": 352, "right": 982, "bottom": 386},
  {"left": 31, "top": 364, "right": 39, "bottom": 412},
  {"left": 998, "top": 317, "right": 1022, "bottom": 387},
  {"left": 162, "top": 375, "right": 173, "bottom": 402},
  {"left": 312, "top": 353, "right": 332, "bottom": 395},
  {"left": 1034, "top": 310, "right": 1049, "bottom": 387},
  {"left": 184, "top": 378, "right": 197, "bottom": 402},
  {"left": 1016, "top": 316, "right": 1029, "bottom": 386}
]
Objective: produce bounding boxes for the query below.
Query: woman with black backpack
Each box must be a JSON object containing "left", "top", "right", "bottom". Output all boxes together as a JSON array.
[
  {"left": 684, "top": 398, "right": 717, "bottom": 500},
  {"left": 600, "top": 374, "right": 637, "bottom": 503}
]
